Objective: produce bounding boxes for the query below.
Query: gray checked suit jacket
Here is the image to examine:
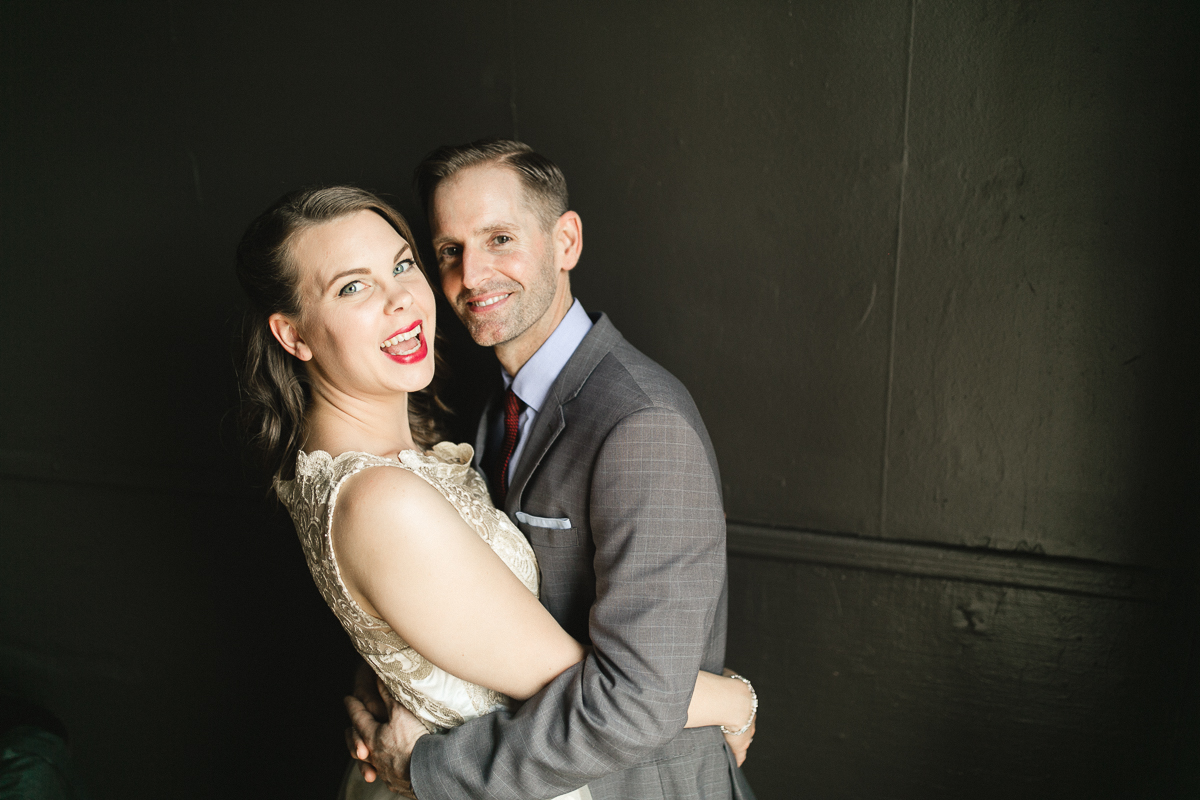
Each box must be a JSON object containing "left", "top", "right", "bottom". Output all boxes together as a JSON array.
[{"left": 409, "top": 313, "right": 755, "bottom": 800}]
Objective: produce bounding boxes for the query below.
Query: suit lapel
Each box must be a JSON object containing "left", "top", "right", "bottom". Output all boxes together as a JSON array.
[
  {"left": 472, "top": 393, "right": 494, "bottom": 482},
  {"left": 505, "top": 396, "right": 565, "bottom": 514},
  {"left": 505, "top": 313, "right": 622, "bottom": 514}
]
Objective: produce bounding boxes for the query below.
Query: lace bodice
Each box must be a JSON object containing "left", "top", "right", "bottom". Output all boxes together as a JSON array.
[{"left": 274, "top": 442, "right": 540, "bottom": 733}]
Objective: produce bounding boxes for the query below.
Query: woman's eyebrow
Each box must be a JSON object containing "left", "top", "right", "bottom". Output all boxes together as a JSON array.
[
  {"left": 323, "top": 268, "right": 370, "bottom": 292},
  {"left": 323, "top": 244, "right": 412, "bottom": 291}
]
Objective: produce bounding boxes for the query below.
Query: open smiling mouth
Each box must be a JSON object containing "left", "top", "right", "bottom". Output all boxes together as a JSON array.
[
  {"left": 380, "top": 324, "right": 423, "bottom": 357},
  {"left": 467, "top": 293, "right": 511, "bottom": 309}
]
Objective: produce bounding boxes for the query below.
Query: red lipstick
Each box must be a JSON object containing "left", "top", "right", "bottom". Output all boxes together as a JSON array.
[
  {"left": 384, "top": 320, "right": 421, "bottom": 340},
  {"left": 380, "top": 319, "right": 428, "bottom": 364},
  {"left": 385, "top": 335, "right": 427, "bottom": 365}
]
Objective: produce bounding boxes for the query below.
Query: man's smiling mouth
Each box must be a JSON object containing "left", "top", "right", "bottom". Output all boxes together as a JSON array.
[{"left": 467, "top": 293, "right": 511, "bottom": 309}]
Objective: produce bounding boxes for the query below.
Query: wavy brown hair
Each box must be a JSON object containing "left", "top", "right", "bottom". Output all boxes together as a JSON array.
[{"left": 235, "top": 185, "right": 446, "bottom": 482}]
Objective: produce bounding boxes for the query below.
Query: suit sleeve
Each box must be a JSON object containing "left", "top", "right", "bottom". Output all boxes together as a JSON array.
[{"left": 408, "top": 406, "right": 727, "bottom": 800}]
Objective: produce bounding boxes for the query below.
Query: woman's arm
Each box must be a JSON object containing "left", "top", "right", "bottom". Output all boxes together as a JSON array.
[
  {"left": 334, "top": 466, "right": 584, "bottom": 700},
  {"left": 687, "top": 669, "right": 755, "bottom": 731},
  {"left": 692, "top": 669, "right": 757, "bottom": 766},
  {"left": 334, "top": 464, "right": 756, "bottom": 745}
]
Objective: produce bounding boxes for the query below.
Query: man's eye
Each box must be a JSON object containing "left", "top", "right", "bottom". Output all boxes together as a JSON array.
[
  {"left": 394, "top": 258, "right": 416, "bottom": 275},
  {"left": 494, "top": 235, "right": 512, "bottom": 245},
  {"left": 338, "top": 280, "right": 366, "bottom": 296},
  {"left": 439, "top": 246, "right": 461, "bottom": 260}
]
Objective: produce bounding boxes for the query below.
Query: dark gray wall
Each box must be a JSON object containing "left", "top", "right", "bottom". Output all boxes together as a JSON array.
[{"left": 1, "top": 1, "right": 1196, "bottom": 798}]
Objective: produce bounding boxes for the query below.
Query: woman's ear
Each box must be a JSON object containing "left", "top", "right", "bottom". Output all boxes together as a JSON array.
[{"left": 268, "top": 313, "right": 313, "bottom": 361}]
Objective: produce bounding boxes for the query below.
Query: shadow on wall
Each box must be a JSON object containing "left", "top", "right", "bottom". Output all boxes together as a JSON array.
[{"left": 0, "top": 476, "right": 361, "bottom": 798}]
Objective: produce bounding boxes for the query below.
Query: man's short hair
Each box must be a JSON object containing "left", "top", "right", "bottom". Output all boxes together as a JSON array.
[{"left": 414, "top": 138, "right": 569, "bottom": 232}]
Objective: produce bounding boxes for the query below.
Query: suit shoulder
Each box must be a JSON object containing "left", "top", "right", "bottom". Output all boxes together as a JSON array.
[
  {"left": 562, "top": 314, "right": 711, "bottom": 440},
  {"left": 591, "top": 335, "right": 699, "bottom": 417},
  {"left": 561, "top": 315, "right": 725, "bottom": 494}
]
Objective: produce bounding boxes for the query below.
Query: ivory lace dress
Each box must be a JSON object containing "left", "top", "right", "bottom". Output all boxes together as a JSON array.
[{"left": 275, "top": 442, "right": 589, "bottom": 800}]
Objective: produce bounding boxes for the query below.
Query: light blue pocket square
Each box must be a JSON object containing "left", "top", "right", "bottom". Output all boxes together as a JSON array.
[{"left": 514, "top": 511, "right": 573, "bottom": 529}]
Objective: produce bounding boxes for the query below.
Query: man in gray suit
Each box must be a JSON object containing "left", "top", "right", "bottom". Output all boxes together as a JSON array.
[{"left": 347, "top": 139, "right": 756, "bottom": 800}]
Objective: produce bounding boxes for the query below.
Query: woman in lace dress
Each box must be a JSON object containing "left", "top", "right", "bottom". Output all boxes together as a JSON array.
[{"left": 235, "top": 186, "right": 756, "bottom": 798}]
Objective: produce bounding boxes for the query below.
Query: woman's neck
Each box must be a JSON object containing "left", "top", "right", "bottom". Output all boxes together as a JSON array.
[{"left": 302, "top": 381, "right": 418, "bottom": 460}]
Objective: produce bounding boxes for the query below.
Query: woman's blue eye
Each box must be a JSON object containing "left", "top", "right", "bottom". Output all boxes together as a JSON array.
[
  {"left": 338, "top": 281, "right": 366, "bottom": 296},
  {"left": 394, "top": 258, "right": 415, "bottom": 276}
]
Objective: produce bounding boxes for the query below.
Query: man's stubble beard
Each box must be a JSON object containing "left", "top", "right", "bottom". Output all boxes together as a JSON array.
[{"left": 454, "top": 254, "right": 560, "bottom": 350}]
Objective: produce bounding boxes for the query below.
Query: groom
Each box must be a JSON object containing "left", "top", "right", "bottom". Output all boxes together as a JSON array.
[{"left": 347, "top": 139, "right": 755, "bottom": 800}]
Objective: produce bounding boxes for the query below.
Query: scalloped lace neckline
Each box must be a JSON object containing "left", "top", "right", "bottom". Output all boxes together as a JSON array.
[{"left": 294, "top": 441, "right": 475, "bottom": 472}]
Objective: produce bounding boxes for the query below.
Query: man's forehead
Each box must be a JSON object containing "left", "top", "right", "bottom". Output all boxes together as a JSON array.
[
  {"left": 431, "top": 165, "right": 539, "bottom": 234},
  {"left": 435, "top": 162, "right": 509, "bottom": 197}
]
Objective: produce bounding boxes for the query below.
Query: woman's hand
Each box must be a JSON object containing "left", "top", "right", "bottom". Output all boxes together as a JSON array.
[{"left": 723, "top": 715, "right": 755, "bottom": 766}]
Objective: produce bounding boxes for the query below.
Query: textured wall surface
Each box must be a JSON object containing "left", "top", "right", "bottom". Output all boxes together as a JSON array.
[
  {"left": 1, "top": 1, "right": 1196, "bottom": 798},
  {"left": 727, "top": 551, "right": 1188, "bottom": 799}
]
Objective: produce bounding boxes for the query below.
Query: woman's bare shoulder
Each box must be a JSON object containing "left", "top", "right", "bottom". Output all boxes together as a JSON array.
[{"left": 334, "top": 461, "right": 455, "bottom": 543}]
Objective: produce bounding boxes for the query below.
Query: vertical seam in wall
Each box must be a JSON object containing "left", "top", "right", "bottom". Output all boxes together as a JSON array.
[
  {"left": 506, "top": 0, "right": 520, "bottom": 139},
  {"left": 880, "top": 0, "right": 917, "bottom": 537}
]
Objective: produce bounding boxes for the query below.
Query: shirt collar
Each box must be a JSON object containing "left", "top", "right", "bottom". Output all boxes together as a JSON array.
[{"left": 501, "top": 299, "right": 593, "bottom": 413}]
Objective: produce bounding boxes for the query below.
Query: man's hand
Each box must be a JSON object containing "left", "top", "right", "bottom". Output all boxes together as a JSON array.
[
  {"left": 344, "top": 678, "right": 429, "bottom": 798},
  {"left": 352, "top": 659, "right": 387, "bottom": 721},
  {"left": 345, "top": 660, "right": 387, "bottom": 786}
]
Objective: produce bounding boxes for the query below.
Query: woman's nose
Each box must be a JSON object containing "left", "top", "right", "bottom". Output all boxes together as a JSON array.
[{"left": 386, "top": 282, "right": 414, "bottom": 312}]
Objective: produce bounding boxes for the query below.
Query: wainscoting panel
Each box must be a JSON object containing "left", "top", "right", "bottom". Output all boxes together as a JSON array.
[{"left": 725, "top": 522, "right": 1191, "bottom": 800}]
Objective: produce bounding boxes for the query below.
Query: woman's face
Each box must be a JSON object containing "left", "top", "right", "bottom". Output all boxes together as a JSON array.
[{"left": 274, "top": 209, "right": 437, "bottom": 399}]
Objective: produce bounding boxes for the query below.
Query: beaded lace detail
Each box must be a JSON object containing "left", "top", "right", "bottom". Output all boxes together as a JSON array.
[{"left": 275, "top": 442, "right": 539, "bottom": 733}]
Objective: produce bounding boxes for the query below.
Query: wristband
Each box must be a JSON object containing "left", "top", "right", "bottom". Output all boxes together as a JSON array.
[{"left": 720, "top": 673, "right": 758, "bottom": 736}]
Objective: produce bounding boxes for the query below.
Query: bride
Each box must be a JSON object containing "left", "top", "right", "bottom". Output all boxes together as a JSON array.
[{"left": 234, "top": 186, "right": 755, "bottom": 798}]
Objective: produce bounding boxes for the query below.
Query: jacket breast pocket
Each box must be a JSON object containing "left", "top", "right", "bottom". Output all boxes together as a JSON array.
[{"left": 515, "top": 512, "right": 584, "bottom": 548}]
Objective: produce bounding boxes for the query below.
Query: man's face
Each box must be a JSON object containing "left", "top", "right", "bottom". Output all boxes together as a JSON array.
[{"left": 430, "top": 164, "right": 564, "bottom": 351}]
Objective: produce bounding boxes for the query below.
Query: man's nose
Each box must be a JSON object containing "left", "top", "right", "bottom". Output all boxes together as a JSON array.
[{"left": 460, "top": 247, "right": 494, "bottom": 289}]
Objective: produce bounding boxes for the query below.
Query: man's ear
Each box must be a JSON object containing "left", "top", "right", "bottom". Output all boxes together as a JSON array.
[
  {"left": 554, "top": 210, "right": 582, "bottom": 272},
  {"left": 268, "top": 313, "right": 313, "bottom": 361}
]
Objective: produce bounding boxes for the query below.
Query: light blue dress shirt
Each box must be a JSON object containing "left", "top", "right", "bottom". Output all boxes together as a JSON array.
[{"left": 497, "top": 299, "right": 593, "bottom": 488}]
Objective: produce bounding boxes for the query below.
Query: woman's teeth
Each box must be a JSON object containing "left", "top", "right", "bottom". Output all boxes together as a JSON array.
[{"left": 381, "top": 325, "right": 422, "bottom": 355}]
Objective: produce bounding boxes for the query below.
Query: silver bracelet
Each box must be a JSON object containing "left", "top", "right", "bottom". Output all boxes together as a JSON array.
[{"left": 720, "top": 673, "right": 758, "bottom": 736}]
